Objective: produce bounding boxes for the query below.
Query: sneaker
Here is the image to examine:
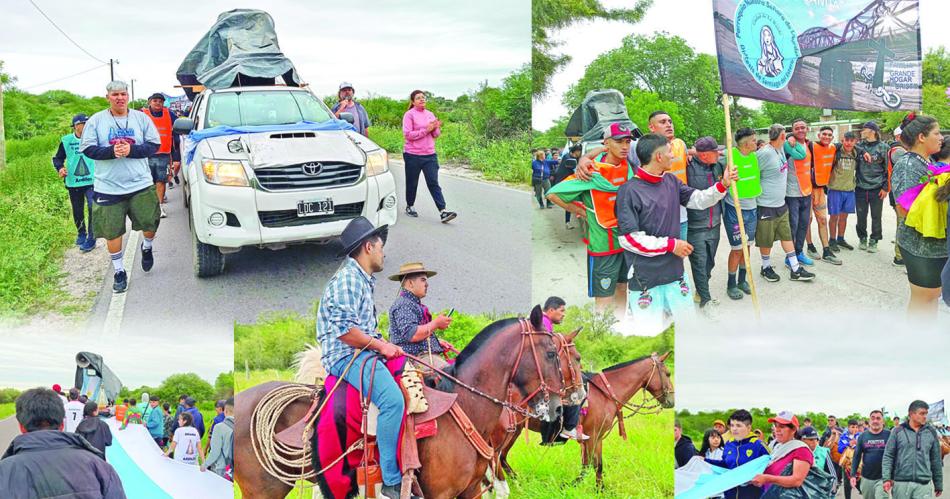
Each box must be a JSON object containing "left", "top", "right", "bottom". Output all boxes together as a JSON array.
[
  {"left": 822, "top": 249, "right": 842, "bottom": 265},
  {"left": 699, "top": 298, "right": 719, "bottom": 308},
  {"left": 837, "top": 239, "right": 855, "bottom": 251},
  {"left": 790, "top": 267, "right": 816, "bottom": 281},
  {"left": 761, "top": 266, "right": 781, "bottom": 282},
  {"left": 565, "top": 222, "right": 574, "bottom": 230},
  {"left": 113, "top": 270, "right": 128, "bottom": 293},
  {"left": 868, "top": 239, "right": 878, "bottom": 253},
  {"left": 893, "top": 256, "right": 904, "bottom": 266},
  {"left": 160, "top": 206, "right": 168, "bottom": 218},
  {"left": 727, "top": 286, "right": 744, "bottom": 300},
  {"left": 828, "top": 240, "right": 839, "bottom": 253},
  {"left": 806, "top": 246, "right": 820, "bottom": 260},
  {"left": 737, "top": 281, "right": 752, "bottom": 295},
  {"left": 75, "top": 232, "right": 86, "bottom": 246},
  {"left": 174, "top": 175, "right": 180, "bottom": 185},
  {"left": 440, "top": 211, "right": 457, "bottom": 223},
  {"left": 559, "top": 428, "right": 590, "bottom": 441},
  {"left": 405, "top": 206, "right": 418, "bottom": 218},
  {"left": 141, "top": 244, "right": 154, "bottom": 272},
  {"left": 167, "top": 181, "right": 174, "bottom": 190},
  {"left": 797, "top": 252, "right": 815, "bottom": 266},
  {"left": 79, "top": 236, "right": 96, "bottom": 253},
  {"left": 546, "top": 203, "right": 554, "bottom": 209},
  {"left": 859, "top": 238, "right": 868, "bottom": 251}
]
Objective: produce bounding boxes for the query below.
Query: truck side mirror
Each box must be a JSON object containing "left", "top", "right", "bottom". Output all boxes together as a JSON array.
[
  {"left": 338, "top": 112, "right": 355, "bottom": 125},
  {"left": 173, "top": 117, "right": 195, "bottom": 134}
]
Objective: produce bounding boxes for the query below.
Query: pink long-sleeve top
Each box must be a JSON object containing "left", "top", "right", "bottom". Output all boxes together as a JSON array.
[{"left": 402, "top": 107, "right": 441, "bottom": 156}]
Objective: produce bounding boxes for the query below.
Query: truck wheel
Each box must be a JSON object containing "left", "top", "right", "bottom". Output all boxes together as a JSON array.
[{"left": 193, "top": 229, "right": 225, "bottom": 277}]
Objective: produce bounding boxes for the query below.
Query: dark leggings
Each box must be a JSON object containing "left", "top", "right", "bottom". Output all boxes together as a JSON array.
[
  {"left": 403, "top": 153, "right": 446, "bottom": 211},
  {"left": 854, "top": 187, "right": 884, "bottom": 241},
  {"left": 67, "top": 185, "right": 94, "bottom": 236}
]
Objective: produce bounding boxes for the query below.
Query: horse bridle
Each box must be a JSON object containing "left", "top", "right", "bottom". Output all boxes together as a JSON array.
[{"left": 593, "top": 353, "right": 673, "bottom": 419}]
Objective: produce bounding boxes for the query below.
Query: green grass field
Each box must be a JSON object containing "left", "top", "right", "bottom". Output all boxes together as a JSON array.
[
  {"left": 0, "top": 402, "right": 14, "bottom": 419},
  {"left": 235, "top": 370, "right": 672, "bottom": 498}
]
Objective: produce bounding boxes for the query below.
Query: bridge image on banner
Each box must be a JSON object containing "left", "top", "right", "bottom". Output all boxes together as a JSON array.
[{"left": 712, "top": 0, "right": 922, "bottom": 111}]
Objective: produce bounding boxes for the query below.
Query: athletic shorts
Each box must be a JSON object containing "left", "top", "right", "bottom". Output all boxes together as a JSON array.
[
  {"left": 587, "top": 253, "right": 628, "bottom": 298},
  {"left": 899, "top": 246, "right": 947, "bottom": 289},
  {"left": 147, "top": 155, "right": 170, "bottom": 182},
  {"left": 722, "top": 202, "right": 757, "bottom": 249},
  {"left": 827, "top": 190, "right": 856, "bottom": 215},
  {"left": 811, "top": 186, "right": 827, "bottom": 211},
  {"left": 626, "top": 273, "right": 695, "bottom": 336},
  {"left": 92, "top": 186, "right": 161, "bottom": 241},
  {"left": 755, "top": 208, "right": 792, "bottom": 248}
]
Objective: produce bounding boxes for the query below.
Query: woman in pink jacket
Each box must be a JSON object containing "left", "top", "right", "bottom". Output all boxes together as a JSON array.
[{"left": 402, "top": 90, "right": 457, "bottom": 223}]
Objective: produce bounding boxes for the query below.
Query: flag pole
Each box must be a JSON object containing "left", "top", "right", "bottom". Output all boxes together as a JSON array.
[{"left": 721, "top": 93, "right": 761, "bottom": 319}]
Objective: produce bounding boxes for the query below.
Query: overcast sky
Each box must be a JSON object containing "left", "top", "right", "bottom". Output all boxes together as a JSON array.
[
  {"left": 0, "top": 332, "right": 232, "bottom": 390},
  {"left": 675, "top": 310, "right": 950, "bottom": 417},
  {"left": 533, "top": 0, "right": 950, "bottom": 130},
  {"left": 1, "top": 0, "right": 529, "bottom": 100}
]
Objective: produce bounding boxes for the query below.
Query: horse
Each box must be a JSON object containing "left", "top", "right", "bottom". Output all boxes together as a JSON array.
[
  {"left": 491, "top": 351, "right": 674, "bottom": 490},
  {"left": 234, "top": 308, "right": 585, "bottom": 499},
  {"left": 941, "top": 435, "right": 950, "bottom": 460}
]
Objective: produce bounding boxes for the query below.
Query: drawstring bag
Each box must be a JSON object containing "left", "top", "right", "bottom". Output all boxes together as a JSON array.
[{"left": 760, "top": 460, "right": 836, "bottom": 499}]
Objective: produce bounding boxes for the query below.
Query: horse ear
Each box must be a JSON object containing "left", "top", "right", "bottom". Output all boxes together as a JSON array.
[
  {"left": 658, "top": 351, "right": 671, "bottom": 362},
  {"left": 566, "top": 326, "right": 582, "bottom": 341},
  {"left": 529, "top": 305, "right": 543, "bottom": 330}
]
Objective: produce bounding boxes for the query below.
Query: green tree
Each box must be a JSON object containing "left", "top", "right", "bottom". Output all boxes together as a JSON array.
[
  {"left": 154, "top": 373, "right": 214, "bottom": 405},
  {"left": 624, "top": 89, "right": 683, "bottom": 139},
  {"left": 923, "top": 47, "right": 950, "bottom": 86},
  {"left": 214, "top": 372, "right": 234, "bottom": 399},
  {"left": 532, "top": 0, "right": 652, "bottom": 98},
  {"left": 759, "top": 101, "right": 822, "bottom": 127}
]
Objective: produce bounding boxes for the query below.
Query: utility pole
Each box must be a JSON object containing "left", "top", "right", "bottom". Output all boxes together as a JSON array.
[
  {"left": 110, "top": 59, "right": 114, "bottom": 81},
  {"left": 131, "top": 79, "right": 135, "bottom": 102}
]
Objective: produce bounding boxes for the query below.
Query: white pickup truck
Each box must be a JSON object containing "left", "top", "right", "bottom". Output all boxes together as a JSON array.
[{"left": 174, "top": 85, "right": 397, "bottom": 277}]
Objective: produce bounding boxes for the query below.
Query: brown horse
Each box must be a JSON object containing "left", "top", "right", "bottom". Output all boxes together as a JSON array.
[
  {"left": 941, "top": 435, "right": 950, "bottom": 460},
  {"left": 492, "top": 352, "right": 674, "bottom": 490},
  {"left": 235, "top": 311, "right": 584, "bottom": 499}
]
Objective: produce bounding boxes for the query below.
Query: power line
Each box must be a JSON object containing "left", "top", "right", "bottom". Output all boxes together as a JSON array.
[
  {"left": 23, "top": 63, "right": 109, "bottom": 90},
  {"left": 27, "top": 0, "right": 108, "bottom": 64}
]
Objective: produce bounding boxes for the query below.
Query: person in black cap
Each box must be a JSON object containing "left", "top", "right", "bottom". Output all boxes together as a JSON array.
[
  {"left": 52, "top": 114, "right": 97, "bottom": 252},
  {"left": 315, "top": 217, "right": 415, "bottom": 499},
  {"left": 854, "top": 121, "right": 890, "bottom": 253},
  {"left": 141, "top": 92, "right": 181, "bottom": 218},
  {"left": 685, "top": 136, "right": 725, "bottom": 310}
]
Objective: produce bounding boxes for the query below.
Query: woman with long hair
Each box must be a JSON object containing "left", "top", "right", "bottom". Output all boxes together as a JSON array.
[
  {"left": 757, "top": 25, "right": 783, "bottom": 78},
  {"left": 891, "top": 114, "right": 947, "bottom": 316},
  {"left": 402, "top": 90, "right": 457, "bottom": 223}
]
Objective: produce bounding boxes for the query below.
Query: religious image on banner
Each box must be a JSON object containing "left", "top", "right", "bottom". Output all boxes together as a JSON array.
[
  {"left": 930, "top": 399, "right": 947, "bottom": 425},
  {"left": 712, "top": 0, "right": 921, "bottom": 111}
]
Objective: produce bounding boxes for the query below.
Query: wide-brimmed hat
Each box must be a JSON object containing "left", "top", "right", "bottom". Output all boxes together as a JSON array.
[
  {"left": 388, "top": 262, "right": 437, "bottom": 281},
  {"left": 338, "top": 217, "right": 388, "bottom": 257},
  {"left": 768, "top": 410, "right": 800, "bottom": 430}
]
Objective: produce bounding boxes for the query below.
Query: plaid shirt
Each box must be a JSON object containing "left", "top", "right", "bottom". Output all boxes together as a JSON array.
[
  {"left": 388, "top": 289, "right": 441, "bottom": 356},
  {"left": 316, "top": 257, "right": 380, "bottom": 369}
]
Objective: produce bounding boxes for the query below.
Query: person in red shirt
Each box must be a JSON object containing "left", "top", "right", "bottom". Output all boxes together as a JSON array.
[{"left": 752, "top": 411, "right": 814, "bottom": 493}]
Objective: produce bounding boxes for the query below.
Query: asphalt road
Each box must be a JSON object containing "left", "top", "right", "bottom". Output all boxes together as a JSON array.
[
  {"left": 83, "top": 160, "right": 531, "bottom": 335},
  {"left": 836, "top": 460, "right": 948, "bottom": 498}
]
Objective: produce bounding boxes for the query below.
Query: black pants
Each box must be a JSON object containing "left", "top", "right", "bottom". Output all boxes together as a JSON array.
[
  {"left": 563, "top": 404, "right": 580, "bottom": 431},
  {"left": 686, "top": 226, "right": 720, "bottom": 302},
  {"left": 854, "top": 187, "right": 884, "bottom": 241},
  {"left": 404, "top": 153, "right": 446, "bottom": 211},
  {"left": 786, "top": 196, "right": 810, "bottom": 255},
  {"left": 68, "top": 185, "right": 94, "bottom": 237}
]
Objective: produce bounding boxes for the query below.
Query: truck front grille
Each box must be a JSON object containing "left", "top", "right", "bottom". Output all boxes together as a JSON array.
[
  {"left": 255, "top": 162, "right": 363, "bottom": 190},
  {"left": 258, "top": 202, "right": 365, "bottom": 228}
]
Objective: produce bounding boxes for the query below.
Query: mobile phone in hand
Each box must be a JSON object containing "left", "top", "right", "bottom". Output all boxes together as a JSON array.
[{"left": 448, "top": 308, "right": 455, "bottom": 317}]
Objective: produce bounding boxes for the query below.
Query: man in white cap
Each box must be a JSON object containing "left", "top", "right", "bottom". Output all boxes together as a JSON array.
[{"left": 332, "top": 82, "right": 371, "bottom": 136}]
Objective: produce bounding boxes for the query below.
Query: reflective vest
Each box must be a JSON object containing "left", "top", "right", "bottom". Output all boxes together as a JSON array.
[
  {"left": 792, "top": 142, "right": 813, "bottom": 196},
  {"left": 731, "top": 147, "right": 762, "bottom": 199},
  {"left": 60, "top": 133, "right": 95, "bottom": 188},
  {"left": 669, "top": 138, "right": 688, "bottom": 183},
  {"left": 589, "top": 158, "right": 633, "bottom": 229},
  {"left": 142, "top": 107, "right": 173, "bottom": 154},
  {"left": 114, "top": 404, "right": 128, "bottom": 424},
  {"left": 811, "top": 142, "right": 836, "bottom": 187}
]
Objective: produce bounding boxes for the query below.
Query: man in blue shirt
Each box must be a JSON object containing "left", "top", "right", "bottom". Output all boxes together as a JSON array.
[{"left": 183, "top": 397, "right": 205, "bottom": 438}]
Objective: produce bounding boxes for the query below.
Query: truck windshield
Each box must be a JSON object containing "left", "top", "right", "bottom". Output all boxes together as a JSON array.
[{"left": 205, "top": 91, "right": 333, "bottom": 127}]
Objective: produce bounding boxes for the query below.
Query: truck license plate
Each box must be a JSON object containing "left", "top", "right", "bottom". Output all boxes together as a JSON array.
[{"left": 297, "top": 198, "right": 334, "bottom": 217}]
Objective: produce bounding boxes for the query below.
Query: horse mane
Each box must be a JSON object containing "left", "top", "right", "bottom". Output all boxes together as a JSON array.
[
  {"left": 599, "top": 354, "right": 652, "bottom": 373},
  {"left": 435, "top": 317, "right": 522, "bottom": 391}
]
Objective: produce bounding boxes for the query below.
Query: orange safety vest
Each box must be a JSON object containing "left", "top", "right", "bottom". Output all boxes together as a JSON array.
[
  {"left": 792, "top": 142, "right": 813, "bottom": 196},
  {"left": 589, "top": 160, "right": 632, "bottom": 229},
  {"left": 811, "top": 142, "right": 836, "bottom": 187},
  {"left": 142, "top": 107, "right": 173, "bottom": 155},
  {"left": 115, "top": 404, "right": 128, "bottom": 424},
  {"left": 669, "top": 138, "right": 688, "bottom": 183}
]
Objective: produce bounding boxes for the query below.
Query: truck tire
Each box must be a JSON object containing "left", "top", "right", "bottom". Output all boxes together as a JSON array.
[{"left": 193, "top": 225, "right": 225, "bottom": 278}]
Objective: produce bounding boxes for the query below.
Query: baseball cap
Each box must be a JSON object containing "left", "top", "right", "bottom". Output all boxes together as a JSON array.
[
  {"left": 862, "top": 121, "right": 881, "bottom": 134},
  {"left": 148, "top": 93, "right": 165, "bottom": 101},
  {"left": 694, "top": 136, "right": 719, "bottom": 153},
  {"left": 894, "top": 126, "right": 902, "bottom": 136},
  {"left": 339, "top": 82, "right": 354, "bottom": 91},
  {"left": 767, "top": 410, "right": 800, "bottom": 430},
  {"left": 603, "top": 122, "right": 634, "bottom": 141},
  {"left": 71, "top": 114, "right": 88, "bottom": 126},
  {"left": 800, "top": 426, "right": 819, "bottom": 440}
]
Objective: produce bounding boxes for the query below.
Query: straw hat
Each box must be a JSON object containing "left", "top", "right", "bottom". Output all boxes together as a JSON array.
[{"left": 388, "top": 262, "right": 437, "bottom": 281}]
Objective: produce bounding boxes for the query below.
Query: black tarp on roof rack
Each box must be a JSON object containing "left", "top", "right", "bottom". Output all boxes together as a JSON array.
[
  {"left": 564, "top": 89, "right": 641, "bottom": 143},
  {"left": 75, "top": 351, "right": 122, "bottom": 404},
  {"left": 176, "top": 9, "right": 303, "bottom": 100}
]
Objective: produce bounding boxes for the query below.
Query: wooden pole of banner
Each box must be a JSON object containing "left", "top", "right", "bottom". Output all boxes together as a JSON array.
[{"left": 721, "top": 93, "right": 761, "bottom": 320}]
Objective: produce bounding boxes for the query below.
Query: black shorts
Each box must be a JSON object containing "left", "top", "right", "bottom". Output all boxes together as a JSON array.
[{"left": 899, "top": 246, "right": 947, "bottom": 289}]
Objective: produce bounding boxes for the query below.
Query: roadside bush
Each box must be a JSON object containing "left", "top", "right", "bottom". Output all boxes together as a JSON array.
[
  {"left": 469, "top": 136, "right": 531, "bottom": 183},
  {"left": 152, "top": 373, "right": 215, "bottom": 405}
]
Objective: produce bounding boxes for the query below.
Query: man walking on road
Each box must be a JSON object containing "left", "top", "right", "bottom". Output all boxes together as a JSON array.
[
  {"left": 854, "top": 122, "right": 890, "bottom": 253},
  {"left": 203, "top": 397, "right": 234, "bottom": 478},
  {"left": 53, "top": 113, "right": 97, "bottom": 252},
  {"left": 851, "top": 410, "right": 890, "bottom": 499},
  {"left": 882, "top": 400, "right": 943, "bottom": 498},
  {"left": 141, "top": 93, "right": 180, "bottom": 218},
  {"left": 80, "top": 80, "right": 162, "bottom": 294},
  {"left": 63, "top": 388, "right": 84, "bottom": 433}
]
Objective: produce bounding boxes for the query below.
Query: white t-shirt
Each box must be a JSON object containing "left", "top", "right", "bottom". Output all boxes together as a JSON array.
[
  {"left": 173, "top": 426, "right": 201, "bottom": 465},
  {"left": 64, "top": 400, "right": 85, "bottom": 433}
]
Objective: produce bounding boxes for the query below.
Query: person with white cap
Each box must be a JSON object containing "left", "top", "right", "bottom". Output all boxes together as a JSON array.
[{"left": 332, "top": 82, "right": 371, "bottom": 136}]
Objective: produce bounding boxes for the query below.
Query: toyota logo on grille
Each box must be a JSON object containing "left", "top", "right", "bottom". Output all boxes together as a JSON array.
[{"left": 301, "top": 162, "right": 323, "bottom": 176}]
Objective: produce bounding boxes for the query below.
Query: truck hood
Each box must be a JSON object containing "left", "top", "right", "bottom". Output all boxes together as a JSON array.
[{"left": 202, "top": 130, "right": 369, "bottom": 168}]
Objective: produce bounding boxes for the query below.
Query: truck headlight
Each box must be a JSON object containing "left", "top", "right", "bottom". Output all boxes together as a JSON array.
[
  {"left": 202, "top": 160, "right": 249, "bottom": 187},
  {"left": 365, "top": 150, "right": 389, "bottom": 177}
]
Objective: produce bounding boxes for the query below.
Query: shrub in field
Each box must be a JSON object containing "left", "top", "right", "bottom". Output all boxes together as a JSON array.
[
  {"left": 367, "top": 126, "right": 404, "bottom": 155},
  {"left": 469, "top": 136, "right": 532, "bottom": 183},
  {"left": 233, "top": 311, "right": 316, "bottom": 370},
  {"left": 214, "top": 372, "right": 235, "bottom": 399},
  {"left": 152, "top": 373, "right": 215, "bottom": 405},
  {"left": 0, "top": 387, "right": 21, "bottom": 404}
]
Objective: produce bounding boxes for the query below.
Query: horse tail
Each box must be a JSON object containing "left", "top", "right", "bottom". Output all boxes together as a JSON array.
[{"left": 292, "top": 344, "right": 327, "bottom": 385}]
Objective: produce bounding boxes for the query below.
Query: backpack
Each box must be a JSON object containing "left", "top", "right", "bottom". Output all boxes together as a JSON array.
[
  {"left": 761, "top": 459, "right": 837, "bottom": 499},
  {"left": 223, "top": 418, "right": 234, "bottom": 482}
]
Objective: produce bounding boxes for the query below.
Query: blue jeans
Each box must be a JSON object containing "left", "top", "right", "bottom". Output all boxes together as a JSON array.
[{"left": 329, "top": 351, "right": 405, "bottom": 486}]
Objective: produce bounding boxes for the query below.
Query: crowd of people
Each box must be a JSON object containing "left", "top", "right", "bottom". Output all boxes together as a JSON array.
[
  {"left": 675, "top": 401, "right": 946, "bottom": 498},
  {"left": 536, "top": 110, "right": 949, "bottom": 331}
]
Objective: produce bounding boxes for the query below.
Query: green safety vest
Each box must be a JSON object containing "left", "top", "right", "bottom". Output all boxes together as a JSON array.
[
  {"left": 61, "top": 133, "right": 95, "bottom": 188},
  {"left": 732, "top": 147, "right": 762, "bottom": 199}
]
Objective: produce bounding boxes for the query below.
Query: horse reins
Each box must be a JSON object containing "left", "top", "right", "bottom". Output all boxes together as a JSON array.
[{"left": 589, "top": 355, "right": 672, "bottom": 439}]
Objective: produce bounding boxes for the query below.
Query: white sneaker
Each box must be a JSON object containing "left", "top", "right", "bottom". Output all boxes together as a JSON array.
[
  {"left": 160, "top": 206, "right": 168, "bottom": 218},
  {"left": 559, "top": 429, "right": 590, "bottom": 441}
]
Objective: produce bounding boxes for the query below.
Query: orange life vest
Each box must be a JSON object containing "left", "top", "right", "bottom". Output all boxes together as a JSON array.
[
  {"left": 811, "top": 142, "right": 836, "bottom": 187},
  {"left": 669, "top": 138, "right": 688, "bottom": 183},
  {"left": 115, "top": 404, "right": 128, "bottom": 424},
  {"left": 589, "top": 160, "right": 632, "bottom": 229},
  {"left": 792, "top": 142, "right": 813, "bottom": 196},
  {"left": 142, "top": 107, "right": 173, "bottom": 154}
]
